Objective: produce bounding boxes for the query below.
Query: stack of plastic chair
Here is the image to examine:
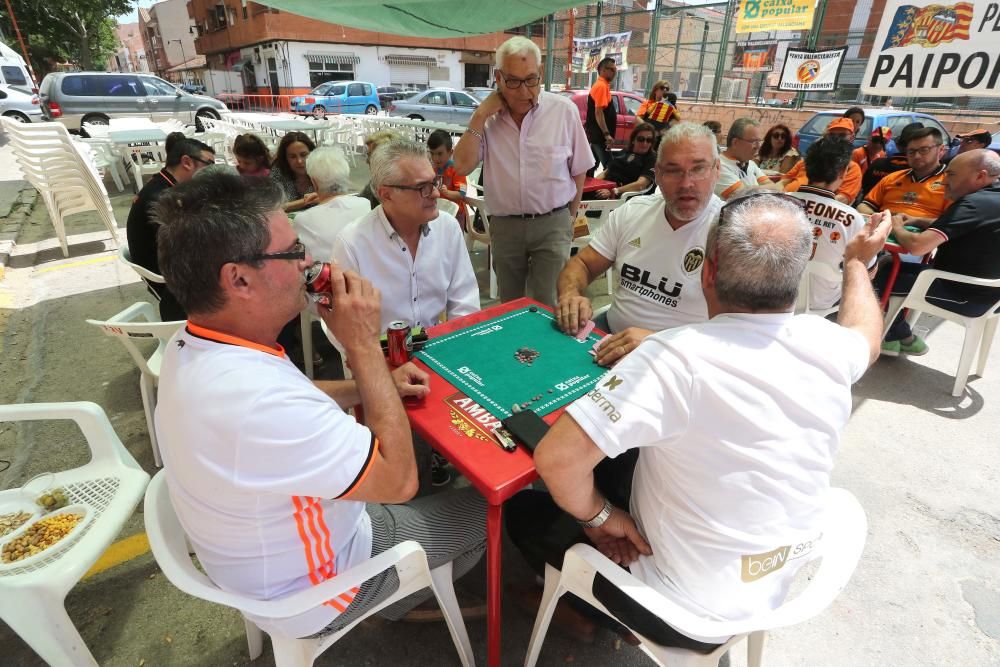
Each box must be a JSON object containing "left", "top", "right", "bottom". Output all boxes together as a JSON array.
[
  {"left": 0, "top": 117, "right": 120, "bottom": 257},
  {"left": 73, "top": 138, "right": 127, "bottom": 193},
  {"left": 0, "top": 401, "right": 150, "bottom": 667}
]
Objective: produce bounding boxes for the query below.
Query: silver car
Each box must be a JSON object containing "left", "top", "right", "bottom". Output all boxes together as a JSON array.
[
  {"left": 387, "top": 88, "right": 479, "bottom": 125},
  {"left": 0, "top": 84, "right": 42, "bottom": 123}
]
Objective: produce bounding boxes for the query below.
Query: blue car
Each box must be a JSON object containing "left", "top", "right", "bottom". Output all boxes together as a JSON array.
[
  {"left": 795, "top": 108, "right": 951, "bottom": 156},
  {"left": 290, "top": 80, "right": 380, "bottom": 116}
]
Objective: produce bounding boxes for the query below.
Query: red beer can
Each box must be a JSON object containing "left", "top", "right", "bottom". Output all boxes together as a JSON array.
[
  {"left": 387, "top": 320, "right": 411, "bottom": 366},
  {"left": 304, "top": 262, "right": 332, "bottom": 308}
]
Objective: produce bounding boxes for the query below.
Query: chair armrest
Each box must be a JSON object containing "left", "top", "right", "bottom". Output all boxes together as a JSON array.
[{"left": 910, "top": 268, "right": 1000, "bottom": 294}]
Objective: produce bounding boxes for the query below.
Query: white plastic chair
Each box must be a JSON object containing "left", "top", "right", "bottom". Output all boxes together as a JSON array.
[
  {"left": 464, "top": 186, "right": 498, "bottom": 300},
  {"left": 118, "top": 243, "right": 165, "bottom": 296},
  {"left": 794, "top": 261, "right": 842, "bottom": 317},
  {"left": 573, "top": 199, "right": 624, "bottom": 297},
  {"left": 144, "top": 471, "right": 475, "bottom": 666},
  {"left": 882, "top": 269, "right": 1000, "bottom": 396},
  {"left": 526, "top": 488, "right": 867, "bottom": 667},
  {"left": 0, "top": 401, "right": 150, "bottom": 667},
  {"left": 86, "top": 302, "right": 184, "bottom": 467}
]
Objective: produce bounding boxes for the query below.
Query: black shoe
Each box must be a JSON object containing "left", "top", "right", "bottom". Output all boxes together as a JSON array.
[{"left": 431, "top": 452, "right": 452, "bottom": 487}]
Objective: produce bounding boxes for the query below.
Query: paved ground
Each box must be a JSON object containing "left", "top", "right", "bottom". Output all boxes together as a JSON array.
[{"left": 0, "top": 139, "right": 997, "bottom": 666}]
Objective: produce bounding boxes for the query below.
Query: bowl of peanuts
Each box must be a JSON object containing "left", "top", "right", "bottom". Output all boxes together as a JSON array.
[{"left": 0, "top": 504, "right": 92, "bottom": 569}]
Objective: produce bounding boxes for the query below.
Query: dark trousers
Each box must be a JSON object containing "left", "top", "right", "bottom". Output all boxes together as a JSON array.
[
  {"left": 589, "top": 142, "right": 612, "bottom": 176},
  {"left": 506, "top": 450, "right": 722, "bottom": 653},
  {"left": 875, "top": 262, "right": 1000, "bottom": 341}
]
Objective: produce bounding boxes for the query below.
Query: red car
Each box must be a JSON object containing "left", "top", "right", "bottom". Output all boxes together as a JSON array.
[{"left": 559, "top": 89, "right": 646, "bottom": 149}]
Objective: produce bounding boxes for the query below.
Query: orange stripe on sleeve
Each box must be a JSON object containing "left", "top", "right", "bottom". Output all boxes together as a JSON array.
[
  {"left": 721, "top": 182, "right": 744, "bottom": 199},
  {"left": 338, "top": 437, "right": 380, "bottom": 500}
]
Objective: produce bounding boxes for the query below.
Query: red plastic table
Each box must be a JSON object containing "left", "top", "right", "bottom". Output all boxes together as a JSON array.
[
  {"left": 583, "top": 177, "right": 617, "bottom": 194},
  {"left": 405, "top": 298, "right": 574, "bottom": 667}
]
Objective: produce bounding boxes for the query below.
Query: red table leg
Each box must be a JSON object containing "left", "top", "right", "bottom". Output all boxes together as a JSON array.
[
  {"left": 880, "top": 253, "right": 902, "bottom": 310},
  {"left": 486, "top": 502, "right": 503, "bottom": 667}
]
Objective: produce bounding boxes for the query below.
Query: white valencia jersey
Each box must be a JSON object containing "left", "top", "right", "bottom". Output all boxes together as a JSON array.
[{"left": 590, "top": 193, "right": 722, "bottom": 334}]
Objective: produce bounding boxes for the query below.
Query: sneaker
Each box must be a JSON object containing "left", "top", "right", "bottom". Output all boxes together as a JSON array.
[
  {"left": 431, "top": 452, "right": 452, "bottom": 487},
  {"left": 899, "top": 336, "right": 929, "bottom": 356},
  {"left": 880, "top": 340, "right": 901, "bottom": 357}
]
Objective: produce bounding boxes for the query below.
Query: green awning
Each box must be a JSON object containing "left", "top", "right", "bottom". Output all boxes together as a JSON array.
[{"left": 250, "top": 1, "right": 578, "bottom": 37}]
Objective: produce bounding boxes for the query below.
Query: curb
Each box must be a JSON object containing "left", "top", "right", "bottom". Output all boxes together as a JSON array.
[{"left": 0, "top": 186, "right": 38, "bottom": 282}]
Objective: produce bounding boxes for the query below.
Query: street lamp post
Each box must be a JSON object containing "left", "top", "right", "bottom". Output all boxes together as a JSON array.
[{"left": 169, "top": 39, "right": 187, "bottom": 84}]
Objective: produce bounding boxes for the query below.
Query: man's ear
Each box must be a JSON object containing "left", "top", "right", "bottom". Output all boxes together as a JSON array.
[
  {"left": 218, "top": 262, "right": 253, "bottom": 301},
  {"left": 701, "top": 253, "right": 718, "bottom": 293}
]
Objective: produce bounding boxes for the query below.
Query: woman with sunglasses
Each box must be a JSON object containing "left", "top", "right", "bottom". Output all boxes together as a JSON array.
[
  {"left": 636, "top": 80, "right": 669, "bottom": 119},
  {"left": 756, "top": 123, "right": 800, "bottom": 175},
  {"left": 590, "top": 123, "right": 658, "bottom": 200},
  {"left": 271, "top": 131, "right": 319, "bottom": 212}
]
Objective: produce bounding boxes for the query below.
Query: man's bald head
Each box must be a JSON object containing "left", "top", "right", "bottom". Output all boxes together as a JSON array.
[{"left": 944, "top": 149, "right": 1000, "bottom": 200}]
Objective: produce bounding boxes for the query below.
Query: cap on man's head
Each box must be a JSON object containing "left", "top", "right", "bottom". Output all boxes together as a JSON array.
[
  {"left": 826, "top": 118, "right": 856, "bottom": 134},
  {"left": 871, "top": 126, "right": 892, "bottom": 140},
  {"left": 957, "top": 128, "right": 992, "bottom": 145}
]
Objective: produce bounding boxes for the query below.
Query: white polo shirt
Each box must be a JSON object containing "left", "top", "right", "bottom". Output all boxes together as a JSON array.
[
  {"left": 332, "top": 206, "right": 480, "bottom": 331},
  {"left": 716, "top": 154, "right": 770, "bottom": 199},
  {"left": 790, "top": 185, "right": 869, "bottom": 310},
  {"left": 589, "top": 193, "right": 722, "bottom": 334},
  {"left": 293, "top": 194, "right": 371, "bottom": 264},
  {"left": 156, "top": 323, "right": 378, "bottom": 639},
  {"left": 566, "top": 312, "right": 869, "bottom": 641}
]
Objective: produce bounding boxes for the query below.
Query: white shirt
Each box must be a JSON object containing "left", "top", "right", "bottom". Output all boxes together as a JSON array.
[
  {"left": 332, "top": 206, "right": 480, "bottom": 332},
  {"left": 293, "top": 194, "right": 371, "bottom": 264},
  {"left": 156, "top": 324, "right": 377, "bottom": 639},
  {"left": 790, "top": 185, "right": 869, "bottom": 310},
  {"left": 716, "top": 153, "right": 769, "bottom": 199},
  {"left": 589, "top": 193, "right": 722, "bottom": 333},
  {"left": 566, "top": 312, "right": 869, "bottom": 641}
]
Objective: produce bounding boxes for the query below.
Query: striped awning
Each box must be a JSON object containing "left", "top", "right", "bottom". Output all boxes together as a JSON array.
[
  {"left": 304, "top": 53, "right": 360, "bottom": 65},
  {"left": 384, "top": 54, "right": 436, "bottom": 66}
]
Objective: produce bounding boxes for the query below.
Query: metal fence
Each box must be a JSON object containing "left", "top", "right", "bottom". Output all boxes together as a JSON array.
[{"left": 536, "top": 0, "right": 1000, "bottom": 115}]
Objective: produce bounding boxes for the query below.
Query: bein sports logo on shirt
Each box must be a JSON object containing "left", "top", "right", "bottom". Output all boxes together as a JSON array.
[{"left": 741, "top": 534, "right": 822, "bottom": 583}]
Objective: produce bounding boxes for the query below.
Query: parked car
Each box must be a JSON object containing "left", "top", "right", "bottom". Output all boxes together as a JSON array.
[
  {"left": 377, "top": 85, "right": 419, "bottom": 109},
  {"left": 559, "top": 89, "right": 646, "bottom": 149},
  {"left": 0, "top": 84, "right": 41, "bottom": 123},
  {"left": 38, "top": 72, "right": 227, "bottom": 133},
  {"left": 388, "top": 88, "right": 480, "bottom": 125},
  {"left": 291, "top": 81, "right": 380, "bottom": 116},
  {"left": 464, "top": 87, "right": 494, "bottom": 101},
  {"left": 795, "top": 108, "right": 951, "bottom": 156},
  {"left": 177, "top": 83, "right": 206, "bottom": 95}
]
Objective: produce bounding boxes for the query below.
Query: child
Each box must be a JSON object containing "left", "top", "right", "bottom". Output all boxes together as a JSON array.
[
  {"left": 232, "top": 133, "right": 271, "bottom": 178},
  {"left": 427, "top": 129, "right": 468, "bottom": 228}
]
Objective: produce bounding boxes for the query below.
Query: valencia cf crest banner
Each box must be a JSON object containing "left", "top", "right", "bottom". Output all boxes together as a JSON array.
[
  {"left": 777, "top": 47, "right": 847, "bottom": 92},
  {"left": 862, "top": 1, "right": 998, "bottom": 97}
]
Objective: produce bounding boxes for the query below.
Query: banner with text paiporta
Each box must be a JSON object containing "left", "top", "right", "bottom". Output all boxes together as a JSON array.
[
  {"left": 735, "top": 0, "right": 817, "bottom": 33},
  {"left": 778, "top": 47, "right": 848, "bottom": 91},
  {"left": 571, "top": 31, "right": 631, "bottom": 74},
  {"left": 862, "top": 0, "right": 1000, "bottom": 97}
]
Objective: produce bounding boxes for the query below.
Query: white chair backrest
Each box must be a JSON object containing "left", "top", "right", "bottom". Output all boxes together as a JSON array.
[
  {"left": 795, "top": 261, "right": 843, "bottom": 315},
  {"left": 119, "top": 244, "right": 166, "bottom": 284},
  {"left": 86, "top": 302, "right": 183, "bottom": 377},
  {"left": 436, "top": 198, "right": 460, "bottom": 217}
]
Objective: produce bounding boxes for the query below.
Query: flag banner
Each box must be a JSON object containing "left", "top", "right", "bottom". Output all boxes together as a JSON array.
[
  {"left": 571, "top": 32, "right": 632, "bottom": 73},
  {"left": 862, "top": 1, "right": 998, "bottom": 97},
  {"left": 778, "top": 47, "right": 848, "bottom": 91},
  {"left": 732, "top": 42, "right": 778, "bottom": 72},
  {"left": 735, "top": 0, "right": 817, "bottom": 33}
]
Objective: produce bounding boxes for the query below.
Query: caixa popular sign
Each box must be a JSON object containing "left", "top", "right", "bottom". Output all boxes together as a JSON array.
[{"left": 862, "top": 1, "right": 1000, "bottom": 97}]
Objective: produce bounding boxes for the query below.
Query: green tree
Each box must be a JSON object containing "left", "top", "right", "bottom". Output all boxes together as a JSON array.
[{"left": 0, "top": 0, "right": 132, "bottom": 75}]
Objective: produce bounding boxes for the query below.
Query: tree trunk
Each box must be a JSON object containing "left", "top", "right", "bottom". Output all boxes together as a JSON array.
[{"left": 77, "top": 23, "right": 92, "bottom": 70}]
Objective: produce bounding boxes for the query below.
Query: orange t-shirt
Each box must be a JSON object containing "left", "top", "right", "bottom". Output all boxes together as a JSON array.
[
  {"left": 783, "top": 160, "right": 862, "bottom": 202},
  {"left": 851, "top": 146, "right": 885, "bottom": 175},
  {"left": 589, "top": 78, "right": 612, "bottom": 109},
  {"left": 643, "top": 101, "right": 680, "bottom": 124},
  {"left": 860, "top": 165, "right": 950, "bottom": 218}
]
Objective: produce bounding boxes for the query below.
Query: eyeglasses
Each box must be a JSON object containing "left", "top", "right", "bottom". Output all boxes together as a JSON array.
[
  {"left": 241, "top": 241, "right": 307, "bottom": 263},
  {"left": 736, "top": 136, "right": 763, "bottom": 147},
  {"left": 190, "top": 155, "right": 214, "bottom": 167},
  {"left": 905, "top": 144, "right": 942, "bottom": 157},
  {"left": 498, "top": 71, "right": 540, "bottom": 89},
  {"left": 388, "top": 181, "right": 437, "bottom": 198},
  {"left": 718, "top": 192, "right": 806, "bottom": 225},
  {"left": 657, "top": 163, "right": 716, "bottom": 183},
  {"left": 634, "top": 136, "right": 654, "bottom": 144},
  {"left": 771, "top": 133, "right": 787, "bottom": 139}
]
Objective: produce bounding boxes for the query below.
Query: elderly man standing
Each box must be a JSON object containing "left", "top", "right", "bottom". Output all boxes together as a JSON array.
[
  {"left": 154, "top": 171, "right": 487, "bottom": 639},
  {"left": 715, "top": 118, "right": 781, "bottom": 200},
  {"left": 453, "top": 36, "right": 593, "bottom": 307},
  {"left": 875, "top": 149, "right": 1000, "bottom": 356},
  {"left": 556, "top": 122, "right": 722, "bottom": 367},
  {"left": 507, "top": 193, "right": 888, "bottom": 645}
]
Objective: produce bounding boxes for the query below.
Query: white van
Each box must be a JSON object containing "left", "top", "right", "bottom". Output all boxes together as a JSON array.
[{"left": 0, "top": 43, "right": 34, "bottom": 91}]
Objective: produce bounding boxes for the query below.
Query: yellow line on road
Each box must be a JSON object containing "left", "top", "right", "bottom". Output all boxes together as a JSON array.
[
  {"left": 35, "top": 255, "right": 116, "bottom": 274},
  {"left": 84, "top": 532, "right": 151, "bottom": 580}
]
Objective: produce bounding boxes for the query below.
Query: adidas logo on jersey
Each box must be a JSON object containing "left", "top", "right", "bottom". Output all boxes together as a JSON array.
[{"left": 627, "top": 237, "right": 641, "bottom": 249}]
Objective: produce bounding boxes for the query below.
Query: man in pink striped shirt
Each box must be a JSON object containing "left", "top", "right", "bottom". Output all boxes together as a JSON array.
[{"left": 454, "top": 36, "right": 594, "bottom": 307}]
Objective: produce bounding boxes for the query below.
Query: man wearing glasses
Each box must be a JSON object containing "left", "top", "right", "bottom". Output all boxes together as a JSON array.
[
  {"left": 858, "top": 126, "right": 950, "bottom": 221},
  {"left": 555, "top": 123, "right": 723, "bottom": 367},
  {"left": 715, "top": 118, "right": 781, "bottom": 200},
  {"left": 126, "top": 137, "right": 215, "bottom": 321},
  {"left": 154, "top": 171, "right": 487, "bottom": 640},
  {"left": 453, "top": 36, "right": 593, "bottom": 307}
]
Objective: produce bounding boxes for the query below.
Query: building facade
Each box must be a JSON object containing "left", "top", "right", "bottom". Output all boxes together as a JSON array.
[
  {"left": 109, "top": 22, "right": 149, "bottom": 73},
  {"left": 140, "top": 0, "right": 198, "bottom": 80}
]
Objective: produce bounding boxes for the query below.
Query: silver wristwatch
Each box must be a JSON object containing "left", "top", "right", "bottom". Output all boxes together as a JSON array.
[{"left": 579, "top": 498, "right": 613, "bottom": 528}]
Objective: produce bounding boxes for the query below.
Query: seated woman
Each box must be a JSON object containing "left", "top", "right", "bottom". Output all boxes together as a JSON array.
[
  {"left": 358, "top": 129, "right": 401, "bottom": 209},
  {"left": 756, "top": 123, "right": 800, "bottom": 175},
  {"left": 270, "top": 131, "right": 318, "bottom": 212},
  {"left": 232, "top": 133, "right": 271, "bottom": 178},
  {"left": 587, "top": 123, "right": 657, "bottom": 200},
  {"left": 292, "top": 147, "right": 371, "bottom": 263}
]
